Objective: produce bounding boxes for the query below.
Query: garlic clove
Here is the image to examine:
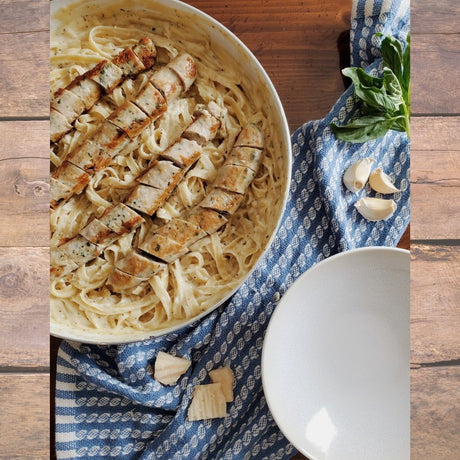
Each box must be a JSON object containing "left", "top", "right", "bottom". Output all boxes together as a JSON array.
[
  {"left": 369, "top": 168, "right": 400, "bottom": 194},
  {"left": 343, "top": 158, "right": 375, "bottom": 192},
  {"left": 354, "top": 197, "right": 397, "bottom": 221}
]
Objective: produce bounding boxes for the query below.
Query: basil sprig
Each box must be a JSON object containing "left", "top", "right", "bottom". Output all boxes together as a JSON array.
[{"left": 330, "top": 34, "right": 410, "bottom": 143}]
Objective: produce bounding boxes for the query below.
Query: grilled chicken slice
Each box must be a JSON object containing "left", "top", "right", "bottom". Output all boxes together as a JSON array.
[
  {"left": 56, "top": 235, "right": 102, "bottom": 265},
  {"left": 112, "top": 47, "right": 145, "bottom": 77},
  {"left": 50, "top": 255, "right": 79, "bottom": 279},
  {"left": 66, "top": 140, "right": 111, "bottom": 173},
  {"left": 67, "top": 76, "right": 102, "bottom": 111},
  {"left": 199, "top": 187, "right": 245, "bottom": 215},
  {"left": 138, "top": 233, "right": 189, "bottom": 263},
  {"left": 108, "top": 101, "right": 150, "bottom": 139},
  {"left": 225, "top": 146, "right": 263, "bottom": 173},
  {"left": 51, "top": 88, "right": 86, "bottom": 124},
  {"left": 52, "top": 161, "right": 90, "bottom": 196},
  {"left": 79, "top": 218, "right": 119, "bottom": 248},
  {"left": 155, "top": 218, "right": 206, "bottom": 247},
  {"left": 213, "top": 164, "right": 256, "bottom": 195},
  {"left": 125, "top": 184, "right": 168, "bottom": 216},
  {"left": 186, "top": 208, "right": 228, "bottom": 234},
  {"left": 116, "top": 250, "right": 166, "bottom": 279},
  {"left": 132, "top": 37, "right": 157, "bottom": 68},
  {"left": 150, "top": 66, "right": 183, "bottom": 102},
  {"left": 133, "top": 82, "right": 167, "bottom": 118},
  {"left": 85, "top": 59, "right": 124, "bottom": 93},
  {"left": 159, "top": 137, "right": 202, "bottom": 169},
  {"left": 168, "top": 53, "right": 197, "bottom": 92},
  {"left": 107, "top": 268, "right": 147, "bottom": 292},
  {"left": 137, "top": 160, "right": 183, "bottom": 190},
  {"left": 50, "top": 176, "right": 73, "bottom": 207},
  {"left": 233, "top": 123, "right": 264, "bottom": 149},
  {"left": 50, "top": 109, "right": 72, "bottom": 143},
  {"left": 182, "top": 110, "right": 220, "bottom": 146},
  {"left": 92, "top": 121, "right": 130, "bottom": 157},
  {"left": 108, "top": 250, "right": 166, "bottom": 292},
  {"left": 99, "top": 203, "right": 144, "bottom": 235}
]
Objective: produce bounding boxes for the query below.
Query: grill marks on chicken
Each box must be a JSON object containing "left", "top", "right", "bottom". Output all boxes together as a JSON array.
[{"left": 50, "top": 37, "right": 157, "bottom": 143}]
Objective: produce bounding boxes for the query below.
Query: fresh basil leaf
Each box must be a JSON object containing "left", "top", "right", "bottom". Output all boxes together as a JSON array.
[
  {"left": 402, "top": 34, "right": 411, "bottom": 100},
  {"left": 380, "top": 35, "right": 404, "bottom": 81},
  {"left": 342, "top": 67, "right": 398, "bottom": 112},
  {"left": 383, "top": 67, "right": 404, "bottom": 109},
  {"left": 330, "top": 116, "right": 393, "bottom": 143}
]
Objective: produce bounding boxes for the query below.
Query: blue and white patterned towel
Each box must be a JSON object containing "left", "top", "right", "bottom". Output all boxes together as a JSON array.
[{"left": 55, "top": 0, "right": 410, "bottom": 458}]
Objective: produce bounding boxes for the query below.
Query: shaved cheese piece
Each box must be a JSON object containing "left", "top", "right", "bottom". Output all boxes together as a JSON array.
[
  {"left": 209, "top": 366, "right": 234, "bottom": 402},
  {"left": 187, "top": 383, "right": 227, "bottom": 421},
  {"left": 154, "top": 351, "right": 191, "bottom": 385}
]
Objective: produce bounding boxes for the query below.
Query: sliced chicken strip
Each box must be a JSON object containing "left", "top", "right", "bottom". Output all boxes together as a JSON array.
[
  {"left": 132, "top": 37, "right": 157, "bottom": 68},
  {"left": 155, "top": 218, "right": 207, "bottom": 247},
  {"left": 107, "top": 101, "right": 150, "bottom": 139},
  {"left": 66, "top": 140, "right": 111, "bottom": 173},
  {"left": 53, "top": 161, "right": 90, "bottom": 195},
  {"left": 199, "top": 187, "right": 245, "bottom": 215},
  {"left": 51, "top": 88, "right": 86, "bottom": 124},
  {"left": 138, "top": 233, "right": 189, "bottom": 263},
  {"left": 132, "top": 82, "right": 167, "bottom": 118},
  {"left": 186, "top": 208, "right": 228, "bottom": 234},
  {"left": 79, "top": 218, "right": 119, "bottom": 248},
  {"left": 112, "top": 47, "right": 145, "bottom": 77},
  {"left": 159, "top": 137, "right": 202, "bottom": 169},
  {"left": 92, "top": 122, "right": 130, "bottom": 157},
  {"left": 168, "top": 53, "right": 197, "bottom": 92},
  {"left": 125, "top": 184, "right": 168, "bottom": 216},
  {"left": 137, "top": 160, "right": 183, "bottom": 190},
  {"left": 99, "top": 203, "right": 144, "bottom": 235},
  {"left": 67, "top": 76, "right": 102, "bottom": 111},
  {"left": 50, "top": 255, "right": 79, "bottom": 279},
  {"left": 213, "top": 164, "right": 256, "bottom": 195},
  {"left": 107, "top": 269, "right": 148, "bottom": 292},
  {"left": 50, "top": 109, "right": 72, "bottom": 143},
  {"left": 56, "top": 235, "right": 102, "bottom": 265},
  {"left": 182, "top": 109, "right": 220, "bottom": 146},
  {"left": 225, "top": 146, "right": 264, "bottom": 172},
  {"left": 50, "top": 176, "right": 72, "bottom": 207},
  {"left": 150, "top": 66, "right": 183, "bottom": 102},
  {"left": 85, "top": 59, "right": 124, "bottom": 93},
  {"left": 233, "top": 123, "right": 264, "bottom": 149},
  {"left": 115, "top": 250, "right": 166, "bottom": 279}
]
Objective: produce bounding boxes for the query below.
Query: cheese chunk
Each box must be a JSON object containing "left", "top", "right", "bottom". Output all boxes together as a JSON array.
[
  {"left": 188, "top": 384, "right": 227, "bottom": 421},
  {"left": 209, "top": 366, "right": 234, "bottom": 402},
  {"left": 154, "top": 351, "right": 191, "bottom": 385}
]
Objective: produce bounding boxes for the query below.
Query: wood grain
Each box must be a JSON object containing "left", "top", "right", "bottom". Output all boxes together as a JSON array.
[
  {"left": 0, "top": 121, "right": 49, "bottom": 246},
  {"left": 0, "top": 247, "right": 49, "bottom": 368},
  {"left": 411, "top": 245, "right": 460, "bottom": 364},
  {"left": 1, "top": 0, "right": 49, "bottom": 33},
  {"left": 411, "top": 366, "right": 460, "bottom": 459},
  {"left": 411, "top": 117, "right": 460, "bottom": 240},
  {"left": 411, "top": 0, "right": 460, "bottom": 34},
  {"left": 411, "top": 34, "right": 460, "bottom": 115},
  {"left": 0, "top": 374, "right": 49, "bottom": 459}
]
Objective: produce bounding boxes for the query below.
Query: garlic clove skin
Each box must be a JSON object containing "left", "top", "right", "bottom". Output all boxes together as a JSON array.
[
  {"left": 343, "top": 158, "right": 375, "bottom": 192},
  {"left": 354, "top": 197, "right": 397, "bottom": 221},
  {"left": 369, "top": 168, "right": 400, "bottom": 194}
]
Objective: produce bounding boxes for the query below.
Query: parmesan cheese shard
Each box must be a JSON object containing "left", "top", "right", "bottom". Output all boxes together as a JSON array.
[
  {"left": 209, "top": 366, "right": 234, "bottom": 402},
  {"left": 187, "top": 383, "right": 227, "bottom": 421},
  {"left": 154, "top": 351, "right": 191, "bottom": 385}
]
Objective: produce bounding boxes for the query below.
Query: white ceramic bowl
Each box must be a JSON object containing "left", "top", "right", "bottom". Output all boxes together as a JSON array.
[
  {"left": 262, "top": 247, "right": 410, "bottom": 460},
  {"left": 50, "top": 0, "right": 292, "bottom": 343}
]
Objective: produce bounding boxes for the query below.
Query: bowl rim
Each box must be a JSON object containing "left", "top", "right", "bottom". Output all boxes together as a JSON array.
[{"left": 50, "top": 0, "right": 293, "bottom": 344}]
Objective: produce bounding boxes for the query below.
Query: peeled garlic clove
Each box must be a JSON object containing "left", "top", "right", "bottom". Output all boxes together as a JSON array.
[
  {"left": 355, "top": 197, "right": 397, "bottom": 221},
  {"left": 343, "top": 158, "right": 375, "bottom": 192},
  {"left": 369, "top": 168, "right": 400, "bottom": 194}
]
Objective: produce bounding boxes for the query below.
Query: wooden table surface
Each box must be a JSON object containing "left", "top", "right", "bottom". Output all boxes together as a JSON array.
[{"left": 0, "top": 0, "right": 458, "bottom": 458}]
